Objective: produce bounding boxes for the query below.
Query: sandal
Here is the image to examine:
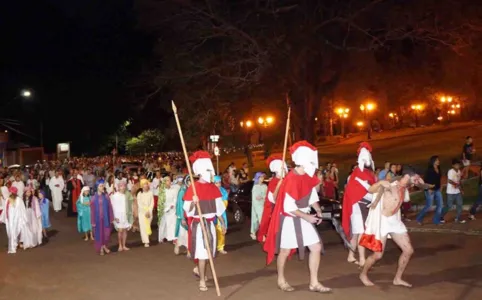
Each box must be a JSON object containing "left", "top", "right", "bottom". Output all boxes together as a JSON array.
[
  {"left": 199, "top": 284, "right": 208, "bottom": 292},
  {"left": 100, "top": 249, "right": 105, "bottom": 256},
  {"left": 278, "top": 282, "right": 295, "bottom": 292},
  {"left": 347, "top": 259, "right": 359, "bottom": 265},
  {"left": 309, "top": 284, "right": 332, "bottom": 293}
]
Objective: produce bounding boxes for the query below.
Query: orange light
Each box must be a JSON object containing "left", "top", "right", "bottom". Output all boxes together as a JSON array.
[
  {"left": 240, "top": 121, "right": 244, "bottom": 127},
  {"left": 343, "top": 114, "right": 348, "bottom": 119},
  {"left": 337, "top": 108, "right": 344, "bottom": 115},
  {"left": 258, "top": 117, "right": 264, "bottom": 124},
  {"left": 411, "top": 105, "right": 416, "bottom": 110},
  {"left": 366, "top": 103, "right": 374, "bottom": 111},
  {"left": 266, "top": 116, "right": 274, "bottom": 124},
  {"left": 456, "top": 104, "right": 460, "bottom": 108},
  {"left": 389, "top": 113, "right": 394, "bottom": 118},
  {"left": 360, "top": 104, "right": 365, "bottom": 111},
  {"left": 440, "top": 96, "right": 446, "bottom": 103},
  {"left": 246, "top": 120, "right": 252, "bottom": 127},
  {"left": 447, "top": 97, "right": 453, "bottom": 103},
  {"left": 437, "top": 116, "right": 443, "bottom": 121},
  {"left": 345, "top": 108, "right": 350, "bottom": 113},
  {"left": 356, "top": 121, "right": 364, "bottom": 127}
]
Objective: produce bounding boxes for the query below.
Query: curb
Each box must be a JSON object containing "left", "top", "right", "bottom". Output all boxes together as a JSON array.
[{"left": 407, "top": 227, "right": 482, "bottom": 236}]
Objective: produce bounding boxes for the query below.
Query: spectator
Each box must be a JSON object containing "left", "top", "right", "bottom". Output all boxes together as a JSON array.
[
  {"left": 416, "top": 156, "right": 443, "bottom": 225},
  {"left": 462, "top": 136, "right": 475, "bottom": 179},
  {"left": 386, "top": 164, "right": 398, "bottom": 181},
  {"left": 378, "top": 162, "right": 390, "bottom": 180},
  {"left": 441, "top": 159, "right": 466, "bottom": 223},
  {"left": 468, "top": 167, "right": 482, "bottom": 220}
]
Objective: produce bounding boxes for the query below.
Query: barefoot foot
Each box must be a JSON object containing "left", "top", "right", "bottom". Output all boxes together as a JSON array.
[
  {"left": 360, "top": 274, "right": 375, "bottom": 286},
  {"left": 393, "top": 279, "right": 412, "bottom": 288}
]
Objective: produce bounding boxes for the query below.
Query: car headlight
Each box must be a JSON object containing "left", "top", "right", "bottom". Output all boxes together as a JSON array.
[
  {"left": 320, "top": 205, "right": 325, "bottom": 210},
  {"left": 334, "top": 204, "right": 342, "bottom": 210}
]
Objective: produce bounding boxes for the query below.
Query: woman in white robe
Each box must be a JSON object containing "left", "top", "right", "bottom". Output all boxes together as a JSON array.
[
  {"left": 158, "top": 177, "right": 181, "bottom": 243},
  {"left": 22, "top": 187, "right": 43, "bottom": 249},
  {"left": 0, "top": 187, "right": 28, "bottom": 254}
]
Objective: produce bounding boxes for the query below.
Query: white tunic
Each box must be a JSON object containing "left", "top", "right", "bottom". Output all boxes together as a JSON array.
[
  {"left": 22, "top": 197, "right": 43, "bottom": 249},
  {"left": 183, "top": 197, "right": 226, "bottom": 260},
  {"left": 0, "top": 197, "right": 28, "bottom": 254},
  {"left": 158, "top": 185, "right": 181, "bottom": 242},
  {"left": 280, "top": 188, "right": 320, "bottom": 249},
  {"left": 49, "top": 176, "right": 65, "bottom": 211},
  {"left": 12, "top": 181, "right": 25, "bottom": 199},
  {"left": 111, "top": 192, "right": 131, "bottom": 230}
]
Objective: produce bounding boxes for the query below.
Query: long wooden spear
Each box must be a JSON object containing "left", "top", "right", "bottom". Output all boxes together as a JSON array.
[
  {"left": 280, "top": 92, "right": 291, "bottom": 179},
  {"left": 271, "top": 93, "right": 291, "bottom": 200},
  {"left": 172, "top": 101, "right": 221, "bottom": 297}
]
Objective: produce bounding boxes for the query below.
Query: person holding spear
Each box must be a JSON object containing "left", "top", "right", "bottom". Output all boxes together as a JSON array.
[
  {"left": 183, "top": 151, "right": 227, "bottom": 292},
  {"left": 264, "top": 140, "right": 332, "bottom": 293},
  {"left": 173, "top": 97, "right": 223, "bottom": 296}
]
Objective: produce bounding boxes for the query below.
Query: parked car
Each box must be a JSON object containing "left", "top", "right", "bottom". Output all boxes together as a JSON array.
[{"left": 227, "top": 181, "right": 342, "bottom": 226}]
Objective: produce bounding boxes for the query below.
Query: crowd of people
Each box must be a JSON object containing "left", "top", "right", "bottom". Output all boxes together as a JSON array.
[
  {"left": 0, "top": 135, "right": 480, "bottom": 293},
  {"left": 0, "top": 154, "right": 230, "bottom": 261}
]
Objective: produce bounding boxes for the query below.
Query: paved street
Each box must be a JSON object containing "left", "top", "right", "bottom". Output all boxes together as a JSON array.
[{"left": 1, "top": 212, "right": 482, "bottom": 300}]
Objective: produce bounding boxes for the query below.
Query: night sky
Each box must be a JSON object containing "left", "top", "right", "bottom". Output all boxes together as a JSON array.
[{"left": 0, "top": 0, "right": 154, "bottom": 154}]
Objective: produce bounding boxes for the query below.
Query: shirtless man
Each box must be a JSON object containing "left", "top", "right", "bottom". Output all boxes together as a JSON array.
[{"left": 359, "top": 169, "right": 424, "bottom": 288}]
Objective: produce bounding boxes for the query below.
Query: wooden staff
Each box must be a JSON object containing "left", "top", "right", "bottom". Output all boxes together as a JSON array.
[
  {"left": 281, "top": 95, "right": 291, "bottom": 179},
  {"left": 272, "top": 94, "right": 291, "bottom": 199},
  {"left": 172, "top": 101, "right": 221, "bottom": 297}
]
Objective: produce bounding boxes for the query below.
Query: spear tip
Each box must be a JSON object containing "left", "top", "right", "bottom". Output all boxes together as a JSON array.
[{"left": 171, "top": 100, "right": 177, "bottom": 113}]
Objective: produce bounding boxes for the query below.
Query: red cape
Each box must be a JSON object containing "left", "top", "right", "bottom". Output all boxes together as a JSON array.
[
  {"left": 341, "top": 167, "right": 376, "bottom": 237},
  {"left": 257, "top": 177, "right": 280, "bottom": 243},
  {"left": 183, "top": 181, "right": 221, "bottom": 263},
  {"left": 263, "top": 170, "right": 320, "bottom": 265},
  {"left": 70, "top": 178, "right": 82, "bottom": 213},
  {"left": 183, "top": 181, "right": 222, "bottom": 201}
]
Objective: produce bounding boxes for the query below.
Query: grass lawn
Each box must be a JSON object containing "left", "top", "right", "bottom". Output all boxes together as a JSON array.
[
  {"left": 410, "top": 176, "right": 480, "bottom": 205},
  {"left": 218, "top": 121, "right": 482, "bottom": 201}
]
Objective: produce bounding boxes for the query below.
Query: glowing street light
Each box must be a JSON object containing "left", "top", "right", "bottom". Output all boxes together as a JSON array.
[
  {"left": 21, "top": 89, "right": 32, "bottom": 98},
  {"left": 360, "top": 102, "right": 375, "bottom": 139},
  {"left": 410, "top": 104, "right": 424, "bottom": 127},
  {"left": 335, "top": 107, "right": 350, "bottom": 137}
]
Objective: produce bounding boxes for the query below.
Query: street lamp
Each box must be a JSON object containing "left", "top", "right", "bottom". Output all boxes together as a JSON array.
[
  {"left": 335, "top": 107, "right": 350, "bottom": 137},
  {"left": 21, "top": 89, "right": 32, "bottom": 98},
  {"left": 356, "top": 121, "right": 364, "bottom": 132},
  {"left": 360, "top": 102, "right": 375, "bottom": 139},
  {"left": 410, "top": 104, "right": 424, "bottom": 127},
  {"left": 388, "top": 112, "right": 398, "bottom": 128},
  {"left": 257, "top": 116, "right": 275, "bottom": 127}
]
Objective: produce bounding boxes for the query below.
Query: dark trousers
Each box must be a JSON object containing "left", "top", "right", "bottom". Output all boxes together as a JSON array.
[{"left": 469, "top": 185, "right": 482, "bottom": 215}]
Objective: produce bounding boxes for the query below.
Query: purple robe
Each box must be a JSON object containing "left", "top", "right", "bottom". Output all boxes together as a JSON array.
[{"left": 90, "top": 193, "right": 114, "bottom": 253}]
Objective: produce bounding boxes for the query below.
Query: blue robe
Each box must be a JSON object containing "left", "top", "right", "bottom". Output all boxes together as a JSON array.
[
  {"left": 214, "top": 186, "right": 229, "bottom": 228},
  {"left": 76, "top": 195, "right": 92, "bottom": 233},
  {"left": 175, "top": 186, "right": 188, "bottom": 238},
  {"left": 40, "top": 198, "right": 51, "bottom": 229}
]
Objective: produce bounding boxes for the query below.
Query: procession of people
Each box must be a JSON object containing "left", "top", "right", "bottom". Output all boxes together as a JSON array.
[{"left": 0, "top": 135, "right": 479, "bottom": 294}]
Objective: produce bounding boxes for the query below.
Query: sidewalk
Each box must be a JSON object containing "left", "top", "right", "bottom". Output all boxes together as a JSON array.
[{"left": 405, "top": 210, "right": 482, "bottom": 235}]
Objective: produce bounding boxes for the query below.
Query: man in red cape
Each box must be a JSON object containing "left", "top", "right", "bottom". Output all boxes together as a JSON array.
[
  {"left": 256, "top": 153, "right": 287, "bottom": 243},
  {"left": 183, "top": 151, "right": 226, "bottom": 292},
  {"left": 66, "top": 169, "right": 83, "bottom": 217},
  {"left": 341, "top": 142, "right": 379, "bottom": 267},
  {"left": 263, "top": 141, "right": 331, "bottom": 293}
]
